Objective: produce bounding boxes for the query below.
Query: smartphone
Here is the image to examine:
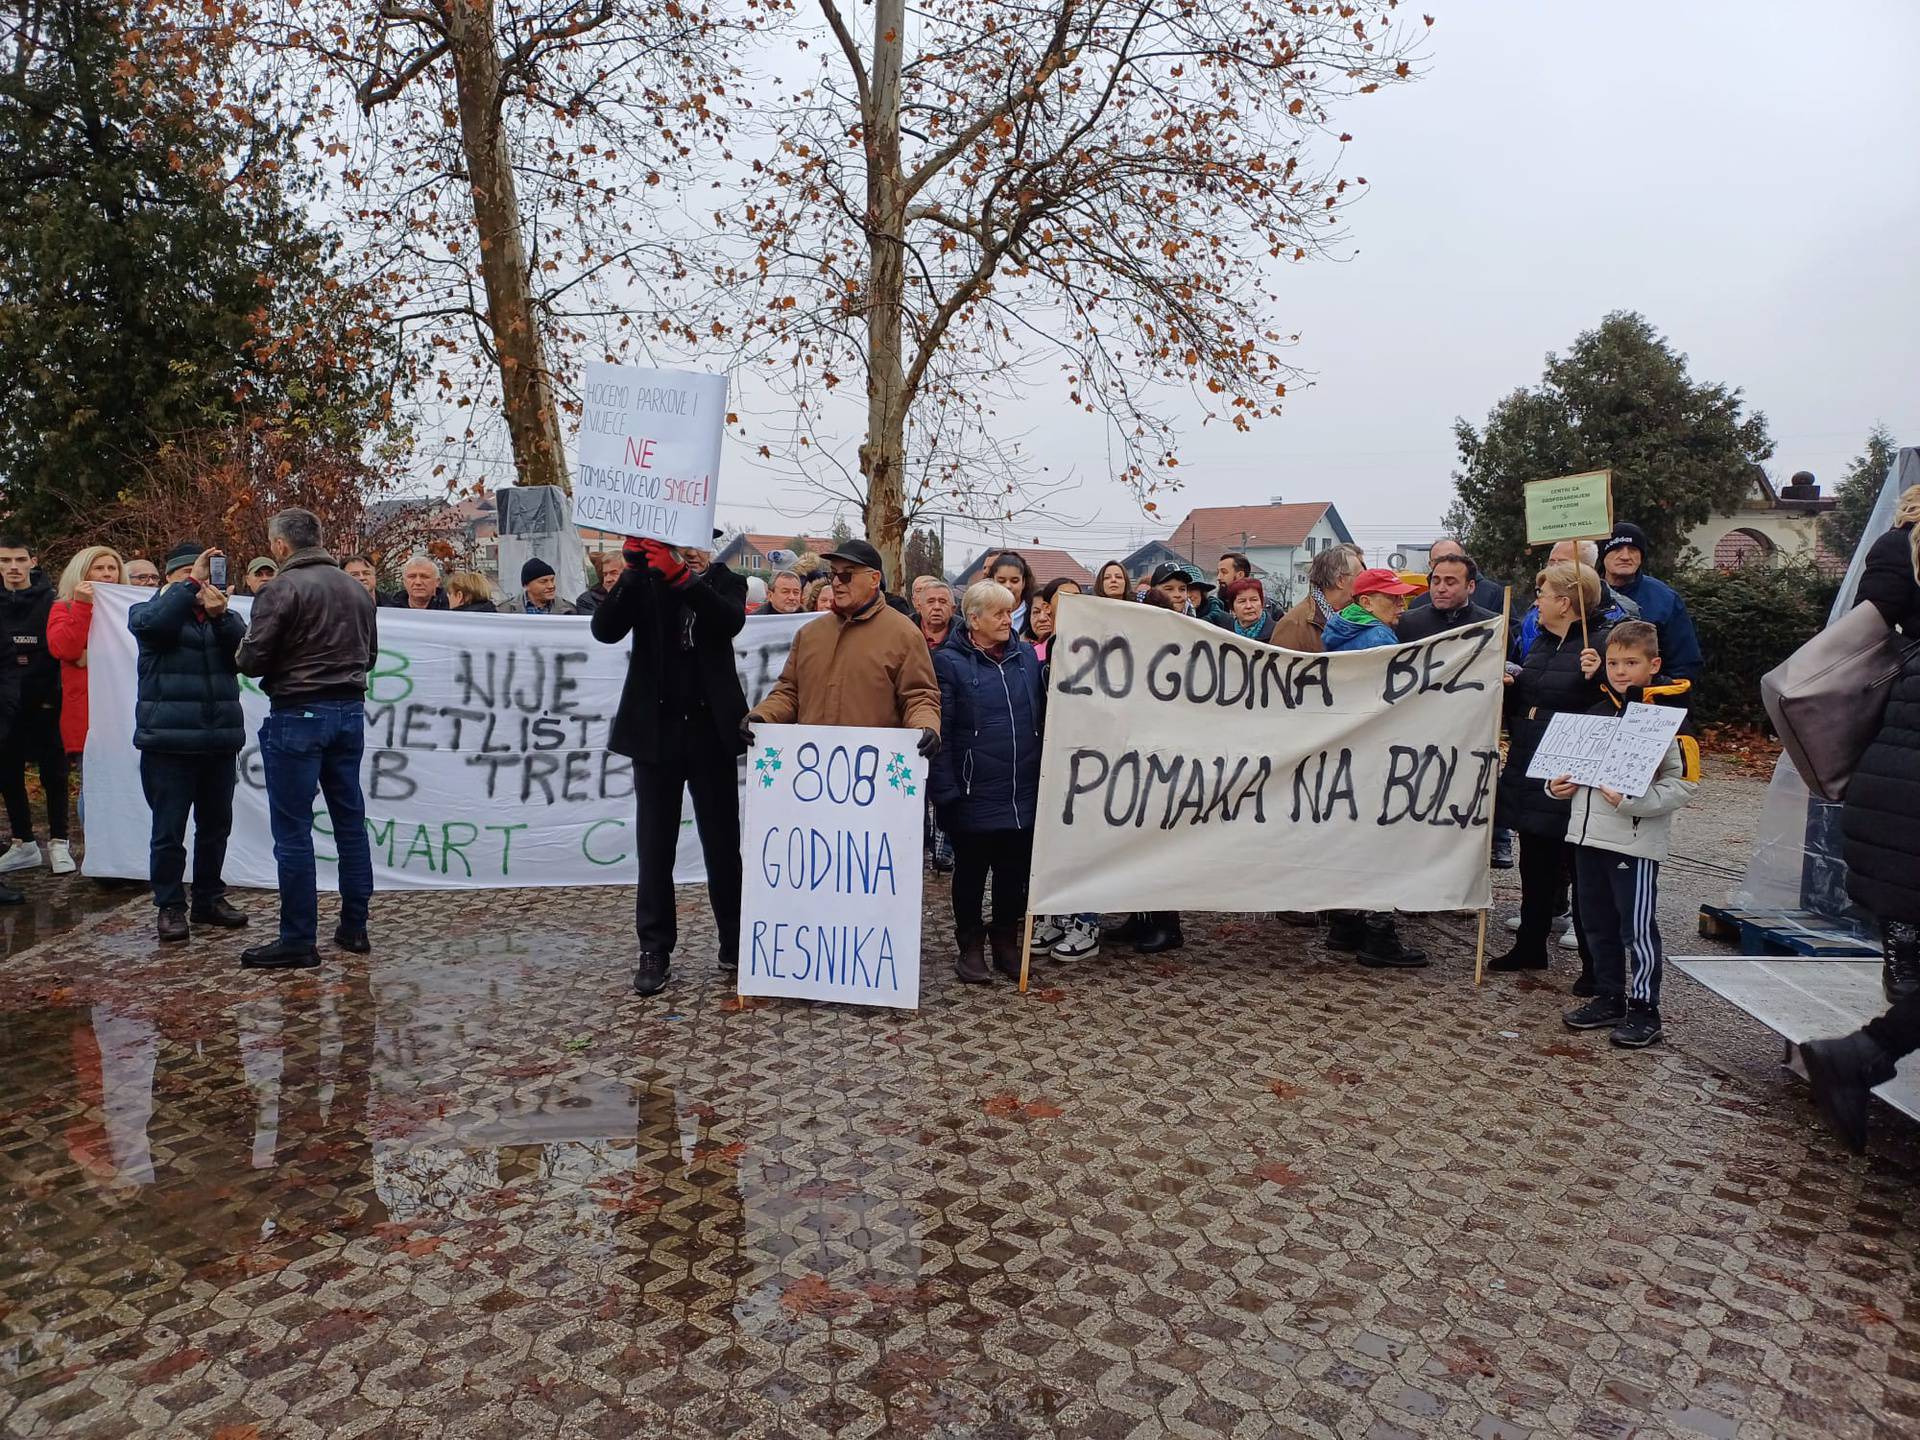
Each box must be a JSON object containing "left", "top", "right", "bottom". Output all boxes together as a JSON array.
[{"left": 209, "top": 555, "right": 227, "bottom": 589}]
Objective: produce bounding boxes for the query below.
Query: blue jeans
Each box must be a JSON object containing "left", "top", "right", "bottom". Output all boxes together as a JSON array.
[{"left": 259, "top": 701, "right": 373, "bottom": 946}]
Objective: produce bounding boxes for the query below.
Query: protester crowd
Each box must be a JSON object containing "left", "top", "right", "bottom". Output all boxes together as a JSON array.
[{"left": 19, "top": 487, "right": 1920, "bottom": 1108}]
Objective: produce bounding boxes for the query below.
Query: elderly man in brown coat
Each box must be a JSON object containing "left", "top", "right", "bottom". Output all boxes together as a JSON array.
[
  {"left": 1270, "top": 545, "right": 1364, "bottom": 653},
  {"left": 744, "top": 539, "right": 942, "bottom": 754}
]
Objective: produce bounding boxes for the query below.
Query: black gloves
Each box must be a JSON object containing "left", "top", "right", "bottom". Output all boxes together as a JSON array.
[
  {"left": 739, "top": 715, "right": 757, "bottom": 747},
  {"left": 916, "top": 727, "right": 941, "bottom": 759}
]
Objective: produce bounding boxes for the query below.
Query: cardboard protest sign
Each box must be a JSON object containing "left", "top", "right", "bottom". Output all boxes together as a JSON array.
[
  {"left": 574, "top": 362, "right": 727, "bottom": 547},
  {"left": 1027, "top": 595, "right": 1506, "bottom": 915},
  {"left": 736, "top": 724, "right": 926, "bottom": 1009},
  {"left": 1525, "top": 703, "right": 1685, "bottom": 799},
  {"left": 83, "top": 585, "right": 816, "bottom": 890},
  {"left": 1523, "top": 469, "right": 1614, "bottom": 545}
]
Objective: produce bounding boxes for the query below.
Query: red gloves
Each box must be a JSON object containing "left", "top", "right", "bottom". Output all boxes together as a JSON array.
[{"left": 627, "top": 537, "right": 690, "bottom": 587}]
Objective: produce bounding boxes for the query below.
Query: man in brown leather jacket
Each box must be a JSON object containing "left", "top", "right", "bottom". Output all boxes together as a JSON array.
[{"left": 235, "top": 508, "right": 379, "bottom": 971}]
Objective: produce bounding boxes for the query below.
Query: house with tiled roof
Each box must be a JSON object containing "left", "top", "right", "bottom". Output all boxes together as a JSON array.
[
  {"left": 1124, "top": 500, "right": 1352, "bottom": 606},
  {"left": 952, "top": 547, "right": 1095, "bottom": 591},
  {"left": 713, "top": 533, "right": 837, "bottom": 576}
]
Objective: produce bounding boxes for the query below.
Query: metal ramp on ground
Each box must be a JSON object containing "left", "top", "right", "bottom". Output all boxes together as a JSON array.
[{"left": 1674, "top": 956, "right": 1920, "bottom": 1123}]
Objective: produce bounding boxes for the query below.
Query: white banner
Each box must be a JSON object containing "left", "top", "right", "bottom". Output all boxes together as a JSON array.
[
  {"left": 1027, "top": 595, "right": 1506, "bottom": 914},
  {"left": 737, "top": 724, "right": 926, "bottom": 1010},
  {"left": 573, "top": 363, "right": 727, "bottom": 546},
  {"left": 82, "top": 584, "right": 815, "bottom": 890}
]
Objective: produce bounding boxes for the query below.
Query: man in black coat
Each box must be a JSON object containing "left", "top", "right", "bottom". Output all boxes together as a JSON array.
[
  {"left": 1396, "top": 550, "right": 1500, "bottom": 644},
  {"left": 591, "top": 536, "right": 748, "bottom": 997},
  {"left": 1405, "top": 538, "right": 1508, "bottom": 625},
  {"left": 129, "top": 542, "right": 251, "bottom": 944}
]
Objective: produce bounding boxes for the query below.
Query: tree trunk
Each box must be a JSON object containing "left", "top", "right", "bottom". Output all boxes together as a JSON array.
[
  {"left": 857, "top": 0, "right": 908, "bottom": 584},
  {"left": 444, "top": 0, "right": 570, "bottom": 492}
]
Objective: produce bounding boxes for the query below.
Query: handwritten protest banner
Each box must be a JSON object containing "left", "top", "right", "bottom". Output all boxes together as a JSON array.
[
  {"left": 1026, "top": 595, "right": 1506, "bottom": 915},
  {"left": 574, "top": 362, "right": 727, "bottom": 547},
  {"left": 1523, "top": 469, "right": 1614, "bottom": 545},
  {"left": 1525, "top": 703, "right": 1685, "bottom": 798},
  {"left": 736, "top": 724, "right": 926, "bottom": 1009},
  {"left": 82, "top": 585, "right": 814, "bottom": 890}
]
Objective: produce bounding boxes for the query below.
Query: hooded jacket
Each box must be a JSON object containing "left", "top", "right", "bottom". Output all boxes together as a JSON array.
[
  {"left": 929, "top": 623, "right": 1044, "bottom": 833},
  {"left": 1322, "top": 602, "right": 1402, "bottom": 652},
  {"left": 0, "top": 572, "right": 59, "bottom": 713},
  {"left": 1607, "top": 571, "right": 1703, "bottom": 680},
  {"left": 1496, "top": 607, "right": 1613, "bottom": 837},
  {"left": 127, "top": 579, "right": 247, "bottom": 753},
  {"left": 1560, "top": 676, "right": 1700, "bottom": 863}
]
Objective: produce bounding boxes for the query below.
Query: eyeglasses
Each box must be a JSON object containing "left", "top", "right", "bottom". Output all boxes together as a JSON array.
[{"left": 829, "top": 568, "right": 862, "bottom": 584}]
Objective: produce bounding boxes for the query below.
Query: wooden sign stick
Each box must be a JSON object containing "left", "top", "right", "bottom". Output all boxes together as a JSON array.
[
  {"left": 1018, "top": 912, "right": 1035, "bottom": 995},
  {"left": 1474, "top": 585, "right": 1514, "bottom": 989}
]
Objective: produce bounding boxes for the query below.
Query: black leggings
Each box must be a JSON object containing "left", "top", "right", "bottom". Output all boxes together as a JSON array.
[
  {"left": 0, "top": 729, "right": 69, "bottom": 842},
  {"left": 949, "top": 828, "right": 1034, "bottom": 936}
]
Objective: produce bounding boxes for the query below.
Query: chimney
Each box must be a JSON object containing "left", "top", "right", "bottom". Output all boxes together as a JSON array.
[{"left": 1269, "top": 494, "right": 1284, "bottom": 506}]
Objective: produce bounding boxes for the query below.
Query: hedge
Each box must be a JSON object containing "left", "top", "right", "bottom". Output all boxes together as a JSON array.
[{"left": 1670, "top": 556, "right": 1840, "bottom": 729}]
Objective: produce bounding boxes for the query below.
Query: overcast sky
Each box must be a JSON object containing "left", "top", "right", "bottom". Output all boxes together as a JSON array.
[{"left": 712, "top": 0, "right": 1920, "bottom": 565}]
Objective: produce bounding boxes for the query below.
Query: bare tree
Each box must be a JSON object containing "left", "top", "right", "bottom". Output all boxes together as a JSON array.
[
  {"left": 249, "top": 0, "right": 730, "bottom": 492},
  {"left": 730, "top": 0, "right": 1426, "bottom": 577}
]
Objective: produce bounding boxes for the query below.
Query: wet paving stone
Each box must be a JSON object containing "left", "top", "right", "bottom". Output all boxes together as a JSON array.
[{"left": 1, "top": 884, "right": 1918, "bottom": 1437}]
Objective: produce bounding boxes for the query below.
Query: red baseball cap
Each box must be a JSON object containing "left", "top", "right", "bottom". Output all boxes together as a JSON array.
[{"left": 1352, "top": 567, "right": 1421, "bottom": 598}]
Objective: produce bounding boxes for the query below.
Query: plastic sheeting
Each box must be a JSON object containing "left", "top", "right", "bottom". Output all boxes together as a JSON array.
[{"left": 1728, "top": 446, "right": 1920, "bottom": 941}]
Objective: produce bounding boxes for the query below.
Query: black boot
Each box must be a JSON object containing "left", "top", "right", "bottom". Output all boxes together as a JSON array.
[
  {"left": 1882, "top": 924, "right": 1920, "bottom": 1005},
  {"left": 1487, "top": 941, "right": 1549, "bottom": 972},
  {"left": 1356, "top": 916, "right": 1429, "bottom": 969},
  {"left": 1111, "top": 913, "right": 1149, "bottom": 945},
  {"left": 240, "top": 938, "right": 320, "bottom": 969},
  {"left": 1325, "top": 911, "right": 1365, "bottom": 954},
  {"left": 1799, "top": 1029, "right": 1898, "bottom": 1154},
  {"left": 988, "top": 924, "right": 1024, "bottom": 979},
  {"left": 1135, "top": 913, "right": 1184, "bottom": 954},
  {"left": 632, "top": 950, "right": 671, "bottom": 997},
  {"left": 157, "top": 904, "right": 190, "bottom": 944},
  {"left": 955, "top": 929, "right": 992, "bottom": 984},
  {"left": 191, "top": 897, "right": 249, "bottom": 929}
]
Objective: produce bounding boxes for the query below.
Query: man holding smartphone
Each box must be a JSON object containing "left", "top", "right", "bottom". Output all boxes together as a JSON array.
[
  {"left": 129, "top": 542, "right": 250, "bottom": 944},
  {"left": 236, "top": 509, "right": 379, "bottom": 969}
]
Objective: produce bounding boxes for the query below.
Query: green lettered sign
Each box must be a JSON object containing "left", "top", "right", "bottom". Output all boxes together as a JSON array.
[{"left": 1524, "top": 469, "right": 1614, "bottom": 545}]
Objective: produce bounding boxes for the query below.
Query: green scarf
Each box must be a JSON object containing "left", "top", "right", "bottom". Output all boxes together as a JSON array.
[{"left": 1339, "top": 602, "right": 1375, "bottom": 625}]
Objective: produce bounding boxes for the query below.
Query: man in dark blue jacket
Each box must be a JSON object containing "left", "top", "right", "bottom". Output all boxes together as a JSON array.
[
  {"left": 129, "top": 541, "right": 250, "bottom": 944},
  {"left": 1600, "top": 523, "right": 1702, "bottom": 681}
]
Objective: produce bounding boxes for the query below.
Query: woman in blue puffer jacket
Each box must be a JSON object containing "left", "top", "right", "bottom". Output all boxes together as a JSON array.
[{"left": 930, "top": 579, "right": 1045, "bottom": 985}]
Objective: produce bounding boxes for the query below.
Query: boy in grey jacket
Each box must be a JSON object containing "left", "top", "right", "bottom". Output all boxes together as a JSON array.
[{"left": 1546, "top": 621, "right": 1701, "bottom": 1048}]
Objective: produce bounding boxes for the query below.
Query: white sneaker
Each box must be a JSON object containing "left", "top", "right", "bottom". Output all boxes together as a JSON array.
[
  {"left": 1032, "top": 917, "right": 1067, "bottom": 949},
  {"left": 1558, "top": 928, "right": 1582, "bottom": 949},
  {"left": 1051, "top": 920, "right": 1100, "bottom": 961},
  {"left": 47, "top": 840, "right": 74, "bottom": 875},
  {"left": 0, "top": 840, "right": 42, "bottom": 874}
]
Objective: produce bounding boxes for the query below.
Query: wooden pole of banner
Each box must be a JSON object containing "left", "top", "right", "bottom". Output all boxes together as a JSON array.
[
  {"left": 1475, "top": 586, "right": 1514, "bottom": 989},
  {"left": 1018, "top": 912, "right": 1035, "bottom": 995}
]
